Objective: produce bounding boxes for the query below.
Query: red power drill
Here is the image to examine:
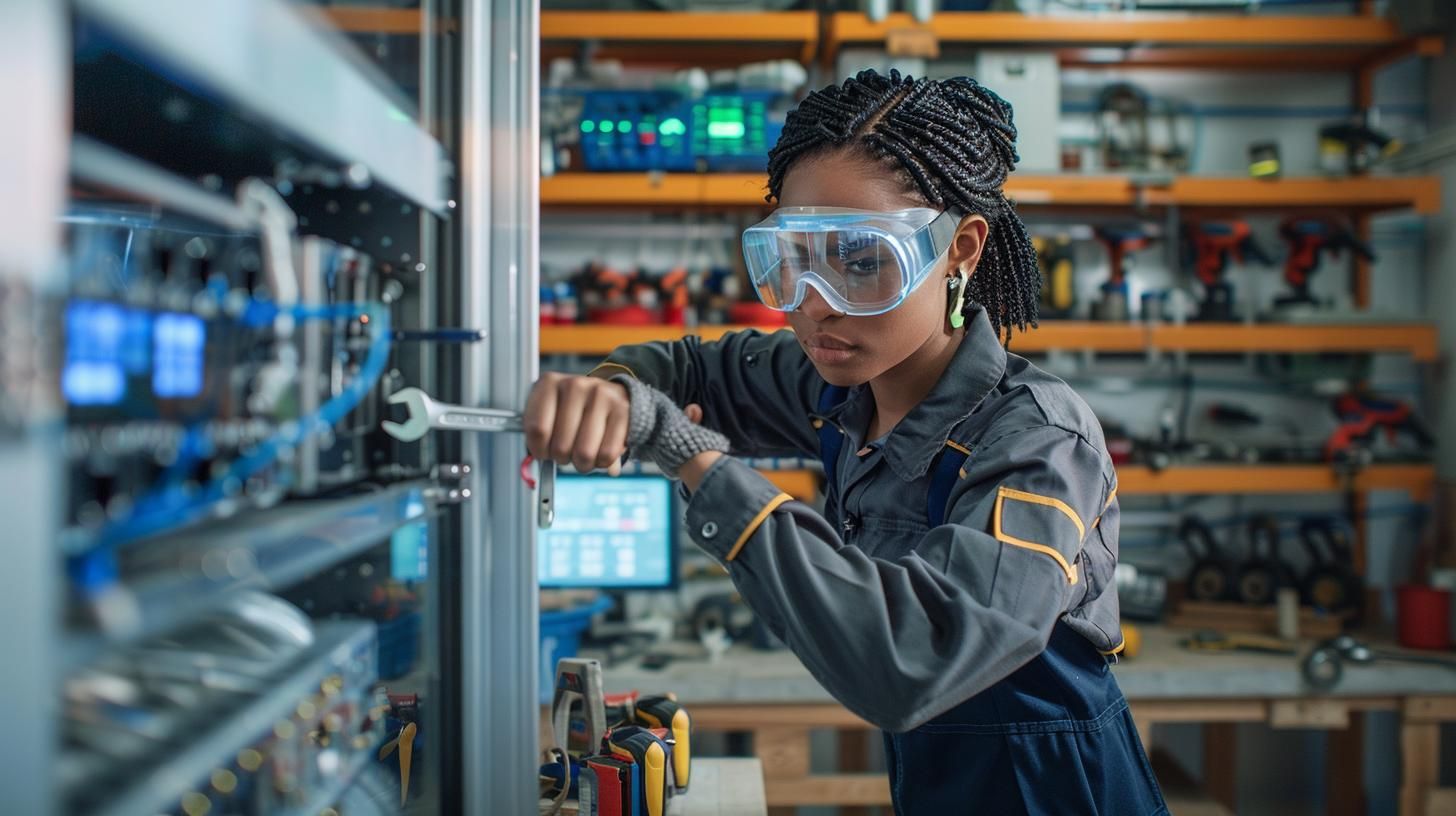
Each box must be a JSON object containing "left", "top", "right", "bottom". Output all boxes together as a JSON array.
[
  {"left": 1091, "top": 226, "right": 1153, "bottom": 321},
  {"left": 1323, "top": 391, "right": 1434, "bottom": 463},
  {"left": 1277, "top": 217, "right": 1376, "bottom": 310},
  {"left": 1184, "top": 221, "right": 1273, "bottom": 322}
]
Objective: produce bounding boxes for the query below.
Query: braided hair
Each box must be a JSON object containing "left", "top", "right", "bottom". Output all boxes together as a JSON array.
[{"left": 766, "top": 69, "right": 1040, "bottom": 342}]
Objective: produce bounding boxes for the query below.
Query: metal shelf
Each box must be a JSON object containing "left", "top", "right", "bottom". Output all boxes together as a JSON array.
[
  {"left": 92, "top": 621, "right": 378, "bottom": 816},
  {"left": 540, "top": 322, "right": 1439, "bottom": 360},
  {"left": 72, "top": 0, "right": 448, "bottom": 213},
  {"left": 1116, "top": 464, "right": 1435, "bottom": 496},
  {"left": 825, "top": 11, "right": 1445, "bottom": 71},
  {"left": 540, "top": 173, "right": 1442, "bottom": 214},
  {"left": 67, "top": 482, "right": 432, "bottom": 672}
]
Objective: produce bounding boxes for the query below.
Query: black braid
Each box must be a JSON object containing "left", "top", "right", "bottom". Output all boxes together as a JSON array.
[{"left": 766, "top": 69, "right": 1040, "bottom": 342}]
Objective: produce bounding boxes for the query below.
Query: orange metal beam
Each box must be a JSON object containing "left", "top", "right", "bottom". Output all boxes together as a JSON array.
[
  {"left": 829, "top": 11, "right": 1404, "bottom": 47},
  {"left": 542, "top": 174, "right": 1440, "bottom": 213},
  {"left": 1116, "top": 464, "right": 1435, "bottom": 496},
  {"left": 540, "top": 322, "right": 1438, "bottom": 361},
  {"left": 541, "top": 11, "right": 818, "bottom": 43},
  {"left": 316, "top": 7, "right": 426, "bottom": 35},
  {"left": 1058, "top": 47, "right": 1369, "bottom": 72},
  {"left": 1147, "top": 323, "right": 1439, "bottom": 362}
]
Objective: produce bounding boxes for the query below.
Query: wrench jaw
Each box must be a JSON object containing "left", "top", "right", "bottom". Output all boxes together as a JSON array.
[{"left": 381, "top": 387, "right": 432, "bottom": 442}]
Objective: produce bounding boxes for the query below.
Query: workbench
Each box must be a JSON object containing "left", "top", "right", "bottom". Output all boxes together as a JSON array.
[{"left": 599, "top": 626, "right": 1456, "bottom": 815}]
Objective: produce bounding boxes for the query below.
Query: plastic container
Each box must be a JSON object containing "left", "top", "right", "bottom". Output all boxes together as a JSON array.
[
  {"left": 727, "top": 302, "right": 787, "bottom": 327},
  {"left": 1397, "top": 585, "right": 1452, "bottom": 650},
  {"left": 539, "top": 595, "right": 614, "bottom": 704}
]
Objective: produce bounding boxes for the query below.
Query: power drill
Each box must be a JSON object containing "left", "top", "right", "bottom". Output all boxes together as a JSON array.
[
  {"left": 1319, "top": 112, "right": 1402, "bottom": 176},
  {"left": 1032, "top": 235, "right": 1076, "bottom": 320},
  {"left": 1276, "top": 217, "right": 1375, "bottom": 311},
  {"left": 1092, "top": 226, "right": 1153, "bottom": 321},
  {"left": 1183, "top": 221, "right": 1273, "bottom": 322},
  {"left": 1323, "top": 391, "right": 1434, "bottom": 464}
]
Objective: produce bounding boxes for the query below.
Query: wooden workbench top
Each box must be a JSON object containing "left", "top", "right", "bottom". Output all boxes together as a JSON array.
[{"left": 597, "top": 625, "right": 1456, "bottom": 704}]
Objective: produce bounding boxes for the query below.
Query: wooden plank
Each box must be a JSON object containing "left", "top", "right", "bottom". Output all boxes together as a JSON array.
[
  {"left": 1203, "top": 723, "right": 1238, "bottom": 812},
  {"left": 1131, "top": 700, "right": 1268, "bottom": 723},
  {"left": 692, "top": 704, "right": 874, "bottom": 730},
  {"left": 1404, "top": 696, "right": 1456, "bottom": 723},
  {"left": 669, "top": 759, "right": 768, "bottom": 816},
  {"left": 1400, "top": 722, "right": 1440, "bottom": 816},
  {"left": 764, "top": 775, "right": 892, "bottom": 807},
  {"left": 838, "top": 729, "right": 874, "bottom": 816},
  {"left": 1270, "top": 699, "right": 1352, "bottom": 729},
  {"left": 1426, "top": 789, "right": 1456, "bottom": 814},
  {"left": 754, "top": 726, "right": 811, "bottom": 780},
  {"left": 1327, "top": 711, "right": 1367, "bottom": 816}
]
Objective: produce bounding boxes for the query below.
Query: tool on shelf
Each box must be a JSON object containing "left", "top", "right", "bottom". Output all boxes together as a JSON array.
[
  {"left": 1298, "top": 518, "right": 1361, "bottom": 614},
  {"left": 1184, "top": 220, "right": 1274, "bottom": 322},
  {"left": 1092, "top": 226, "right": 1154, "bottom": 321},
  {"left": 1234, "top": 516, "right": 1297, "bottom": 606},
  {"left": 382, "top": 387, "right": 555, "bottom": 527},
  {"left": 1181, "top": 516, "right": 1236, "bottom": 603},
  {"left": 1274, "top": 217, "right": 1375, "bottom": 313},
  {"left": 1033, "top": 235, "right": 1077, "bottom": 320},
  {"left": 1318, "top": 111, "right": 1402, "bottom": 177},
  {"left": 1323, "top": 390, "right": 1434, "bottom": 464}
]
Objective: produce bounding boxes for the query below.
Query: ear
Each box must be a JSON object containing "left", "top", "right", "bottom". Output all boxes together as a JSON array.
[{"left": 947, "top": 213, "right": 990, "bottom": 279}]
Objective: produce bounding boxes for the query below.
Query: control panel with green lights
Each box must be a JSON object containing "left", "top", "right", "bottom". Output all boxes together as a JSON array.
[{"left": 576, "top": 90, "right": 785, "bottom": 173}]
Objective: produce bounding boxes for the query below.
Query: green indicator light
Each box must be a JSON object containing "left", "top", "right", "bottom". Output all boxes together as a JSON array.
[
  {"left": 707, "top": 121, "right": 746, "bottom": 139},
  {"left": 581, "top": 120, "right": 595, "bottom": 133},
  {"left": 600, "top": 120, "right": 614, "bottom": 133},
  {"left": 658, "top": 117, "right": 687, "bottom": 137},
  {"left": 617, "top": 120, "right": 631, "bottom": 133}
]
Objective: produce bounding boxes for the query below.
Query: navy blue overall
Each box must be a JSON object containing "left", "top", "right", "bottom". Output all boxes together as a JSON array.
[{"left": 817, "top": 385, "right": 1168, "bottom": 815}]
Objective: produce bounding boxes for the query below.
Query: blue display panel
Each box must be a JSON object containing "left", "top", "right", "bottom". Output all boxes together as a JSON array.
[{"left": 538, "top": 475, "right": 676, "bottom": 590}]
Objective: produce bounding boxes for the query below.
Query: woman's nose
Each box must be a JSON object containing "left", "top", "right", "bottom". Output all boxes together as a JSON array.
[{"left": 796, "top": 283, "right": 842, "bottom": 322}]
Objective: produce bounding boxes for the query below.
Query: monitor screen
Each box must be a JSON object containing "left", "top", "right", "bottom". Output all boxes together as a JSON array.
[{"left": 538, "top": 475, "right": 676, "bottom": 590}]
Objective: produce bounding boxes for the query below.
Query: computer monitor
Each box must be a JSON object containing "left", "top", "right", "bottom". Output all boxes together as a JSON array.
[{"left": 538, "top": 475, "right": 677, "bottom": 590}]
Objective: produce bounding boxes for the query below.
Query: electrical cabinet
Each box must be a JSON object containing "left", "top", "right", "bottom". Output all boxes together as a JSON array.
[{"left": 2, "top": 1, "right": 542, "bottom": 813}]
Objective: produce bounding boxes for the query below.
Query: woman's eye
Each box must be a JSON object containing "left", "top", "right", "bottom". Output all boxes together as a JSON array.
[{"left": 844, "top": 258, "right": 880, "bottom": 276}]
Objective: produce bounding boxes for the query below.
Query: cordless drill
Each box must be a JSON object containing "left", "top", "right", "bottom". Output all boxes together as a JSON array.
[
  {"left": 1323, "top": 391, "right": 1434, "bottom": 464},
  {"left": 1276, "top": 217, "right": 1375, "bottom": 311},
  {"left": 1184, "top": 221, "right": 1273, "bottom": 322},
  {"left": 1092, "top": 226, "right": 1153, "bottom": 321}
]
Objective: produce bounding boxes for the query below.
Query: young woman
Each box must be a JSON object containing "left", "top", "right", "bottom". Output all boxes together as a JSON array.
[{"left": 525, "top": 69, "right": 1167, "bottom": 814}]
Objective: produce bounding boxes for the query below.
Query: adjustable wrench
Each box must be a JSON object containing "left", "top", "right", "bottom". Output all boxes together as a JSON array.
[{"left": 382, "top": 387, "right": 554, "bottom": 527}]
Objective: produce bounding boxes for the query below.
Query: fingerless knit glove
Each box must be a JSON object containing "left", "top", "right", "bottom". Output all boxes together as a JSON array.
[{"left": 612, "top": 375, "right": 730, "bottom": 479}]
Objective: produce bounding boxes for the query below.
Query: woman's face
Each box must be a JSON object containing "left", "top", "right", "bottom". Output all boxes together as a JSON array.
[{"left": 776, "top": 150, "right": 958, "bottom": 387}]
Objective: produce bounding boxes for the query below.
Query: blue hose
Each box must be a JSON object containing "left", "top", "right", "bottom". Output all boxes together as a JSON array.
[{"left": 79, "top": 302, "right": 393, "bottom": 557}]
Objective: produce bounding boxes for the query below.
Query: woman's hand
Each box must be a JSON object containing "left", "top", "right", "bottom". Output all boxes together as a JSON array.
[{"left": 524, "top": 372, "right": 632, "bottom": 475}]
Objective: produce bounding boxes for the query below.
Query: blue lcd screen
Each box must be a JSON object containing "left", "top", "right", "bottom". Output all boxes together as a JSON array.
[
  {"left": 538, "top": 475, "right": 676, "bottom": 590},
  {"left": 63, "top": 300, "right": 131, "bottom": 406},
  {"left": 152, "top": 312, "right": 205, "bottom": 399},
  {"left": 64, "top": 301, "right": 206, "bottom": 407}
]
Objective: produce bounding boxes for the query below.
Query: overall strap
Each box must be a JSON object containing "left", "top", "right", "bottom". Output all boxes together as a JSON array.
[
  {"left": 926, "top": 440, "right": 971, "bottom": 527},
  {"left": 814, "top": 384, "right": 849, "bottom": 489}
]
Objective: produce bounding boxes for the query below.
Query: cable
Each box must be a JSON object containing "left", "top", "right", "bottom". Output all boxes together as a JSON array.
[{"left": 79, "top": 302, "right": 393, "bottom": 555}]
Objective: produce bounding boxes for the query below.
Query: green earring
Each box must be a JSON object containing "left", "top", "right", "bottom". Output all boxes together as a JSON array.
[{"left": 947, "top": 269, "right": 968, "bottom": 329}]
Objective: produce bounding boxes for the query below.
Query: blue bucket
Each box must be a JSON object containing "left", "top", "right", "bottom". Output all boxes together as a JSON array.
[{"left": 539, "top": 595, "right": 614, "bottom": 704}]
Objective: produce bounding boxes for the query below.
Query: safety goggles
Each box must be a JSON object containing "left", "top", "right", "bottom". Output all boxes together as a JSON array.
[{"left": 742, "top": 207, "right": 959, "bottom": 316}]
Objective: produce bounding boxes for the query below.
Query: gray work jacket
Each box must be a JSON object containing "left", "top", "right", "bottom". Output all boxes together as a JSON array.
[{"left": 594, "top": 306, "right": 1123, "bottom": 733}]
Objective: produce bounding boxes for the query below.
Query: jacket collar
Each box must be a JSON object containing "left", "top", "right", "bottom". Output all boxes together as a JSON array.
[{"left": 819, "top": 306, "right": 1007, "bottom": 481}]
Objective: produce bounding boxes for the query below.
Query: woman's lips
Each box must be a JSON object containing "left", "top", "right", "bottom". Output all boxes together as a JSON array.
[{"left": 803, "top": 333, "right": 858, "bottom": 364}]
